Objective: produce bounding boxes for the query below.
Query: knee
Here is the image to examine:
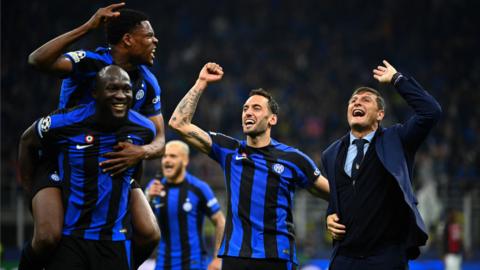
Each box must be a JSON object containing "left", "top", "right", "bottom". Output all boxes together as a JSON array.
[
  {"left": 146, "top": 224, "right": 160, "bottom": 245},
  {"left": 135, "top": 223, "right": 160, "bottom": 246}
]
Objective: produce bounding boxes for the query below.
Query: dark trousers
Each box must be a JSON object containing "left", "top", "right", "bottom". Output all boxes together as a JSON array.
[
  {"left": 330, "top": 245, "right": 408, "bottom": 270},
  {"left": 222, "top": 256, "right": 297, "bottom": 270}
]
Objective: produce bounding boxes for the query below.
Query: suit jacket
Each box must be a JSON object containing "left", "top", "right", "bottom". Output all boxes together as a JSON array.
[{"left": 322, "top": 75, "right": 442, "bottom": 260}]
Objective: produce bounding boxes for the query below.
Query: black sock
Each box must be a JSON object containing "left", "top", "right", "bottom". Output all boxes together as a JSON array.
[{"left": 18, "top": 241, "right": 45, "bottom": 270}]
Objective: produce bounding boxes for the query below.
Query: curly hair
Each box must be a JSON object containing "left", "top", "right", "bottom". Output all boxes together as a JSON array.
[{"left": 105, "top": 9, "right": 149, "bottom": 45}]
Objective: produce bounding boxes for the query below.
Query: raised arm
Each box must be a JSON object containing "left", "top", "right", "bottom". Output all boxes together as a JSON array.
[
  {"left": 169, "top": 63, "right": 224, "bottom": 154},
  {"left": 18, "top": 123, "right": 42, "bottom": 193},
  {"left": 373, "top": 60, "right": 442, "bottom": 150},
  {"left": 28, "top": 2, "right": 125, "bottom": 76}
]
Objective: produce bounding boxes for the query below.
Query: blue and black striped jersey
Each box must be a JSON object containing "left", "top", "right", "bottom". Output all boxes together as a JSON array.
[
  {"left": 208, "top": 132, "right": 321, "bottom": 264},
  {"left": 34, "top": 102, "right": 156, "bottom": 241},
  {"left": 147, "top": 173, "right": 221, "bottom": 270},
  {"left": 61, "top": 47, "right": 162, "bottom": 117}
]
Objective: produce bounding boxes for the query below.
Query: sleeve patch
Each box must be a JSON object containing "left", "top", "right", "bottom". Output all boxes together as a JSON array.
[
  {"left": 66, "top": 50, "right": 86, "bottom": 63},
  {"left": 207, "top": 198, "right": 218, "bottom": 208},
  {"left": 38, "top": 116, "right": 51, "bottom": 138}
]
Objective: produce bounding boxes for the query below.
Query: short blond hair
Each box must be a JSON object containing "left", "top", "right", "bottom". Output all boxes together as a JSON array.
[{"left": 166, "top": 140, "right": 190, "bottom": 156}]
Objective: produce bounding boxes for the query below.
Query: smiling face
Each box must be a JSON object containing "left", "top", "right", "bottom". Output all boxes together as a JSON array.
[
  {"left": 161, "top": 142, "right": 189, "bottom": 181},
  {"left": 94, "top": 66, "right": 133, "bottom": 119},
  {"left": 347, "top": 89, "right": 384, "bottom": 132},
  {"left": 126, "top": 21, "right": 158, "bottom": 66},
  {"left": 242, "top": 95, "right": 277, "bottom": 137}
]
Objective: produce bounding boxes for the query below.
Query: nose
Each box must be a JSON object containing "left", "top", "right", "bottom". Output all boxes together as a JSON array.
[
  {"left": 114, "top": 89, "right": 127, "bottom": 100},
  {"left": 153, "top": 36, "right": 158, "bottom": 45}
]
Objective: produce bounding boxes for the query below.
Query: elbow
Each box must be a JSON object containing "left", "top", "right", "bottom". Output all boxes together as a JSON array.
[
  {"left": 433, "top": 102, "right": 443, "bottom": 121},
  {"left": 427, "top": 101, "right": 443, "bottom": 124},
  {"left": 168, "top": 116, "right": 183, "bottom": 133},
  {"left": 27, "top": 52, "right": 41, "bottom": 68}
]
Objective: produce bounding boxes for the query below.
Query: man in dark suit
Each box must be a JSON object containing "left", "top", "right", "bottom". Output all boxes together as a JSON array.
[{"left": 323, "top": 60, "right": 442, "bottom": 270}]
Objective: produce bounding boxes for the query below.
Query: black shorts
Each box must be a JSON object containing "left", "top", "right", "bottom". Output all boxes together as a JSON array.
[
  {"left": 30, "top": 157, "right": 62, "bottom": 200},
  {"left": 221, "top": 256, "right": 297, "bottom": 270},
  {"left": 46, "top": 236, "right": 133, "bottom": 270}
]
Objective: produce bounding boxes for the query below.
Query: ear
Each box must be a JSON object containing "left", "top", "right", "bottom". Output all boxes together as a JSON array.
[
  {"left": 269, "top": 114, "right": 278, "bottom": 126},
  {"left": 122, "top": 33, "right": 133, "bottom": 47},
  {"left": 377, "top": 110, "right": 385, "bottom": 122}
]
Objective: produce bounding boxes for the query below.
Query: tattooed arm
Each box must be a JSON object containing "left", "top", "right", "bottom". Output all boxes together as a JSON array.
[{"left": 169, "top": 62, "right": 224, "bottom": 154}]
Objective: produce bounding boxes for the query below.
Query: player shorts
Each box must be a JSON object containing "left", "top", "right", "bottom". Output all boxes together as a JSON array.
[
  {"left": 221, "top": 256, "right": 297, "bottom": 270},
  {"left": 46, "top": 236, "right": 133, "bottom": 270},
  {"left": 30, "top": 157, "right": 63, "bottom": 200}
]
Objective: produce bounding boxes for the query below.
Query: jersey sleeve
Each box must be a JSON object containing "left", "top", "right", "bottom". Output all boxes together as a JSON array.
[
  {"left": 289, "top": 150, "right": 322, "bottom": 188},
  {"left": 63, "top": 50, "right": 100, "bottom": 79},
  {"left": 138, "top": 68, "right": 162, "bottom": 117},
  {"left": 138, "top": 80, "right": 162, "bottom": 117},
  {"left": 199, "top": 183, "right": 221, "bottom": 217},
  {"left": 34, "top": 114, "right": 65, "bottom": 147},
  {"left": 208, "top": 131, "right": 240, "bottom": 167}
]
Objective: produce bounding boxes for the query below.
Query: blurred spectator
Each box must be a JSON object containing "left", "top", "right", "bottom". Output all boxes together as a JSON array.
[{"left": 443, "top": 210, "right": 464, "bottom": 270}]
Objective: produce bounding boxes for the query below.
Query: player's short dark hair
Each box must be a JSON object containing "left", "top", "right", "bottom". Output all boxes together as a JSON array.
[
  {"left": 249, "top": 88, "right": 279, "bottom": 115},
  {"left": 351, "top": 87, "right": 386, "bottom": 111},
  {"left": 105, "top": 9, "right": 149, "bottom": 45}
]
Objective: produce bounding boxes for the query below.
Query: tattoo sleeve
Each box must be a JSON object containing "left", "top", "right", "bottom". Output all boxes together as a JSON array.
[
  {"left": 187, "top": 131, "right": 210, "bottom": 150},
  {"left": 173, "top": 87, "right": 203, "bottom": 126}
]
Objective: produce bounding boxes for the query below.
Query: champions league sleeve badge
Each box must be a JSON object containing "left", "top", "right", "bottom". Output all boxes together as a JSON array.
[
  {"left": 37, "top": 116, "right": 51, "bottom": 138},
  {"left": 66, "top": 50, "right": 86, "bottom": 63}
]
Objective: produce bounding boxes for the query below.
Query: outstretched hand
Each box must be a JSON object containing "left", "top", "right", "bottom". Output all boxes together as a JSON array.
[
  {"left": 85, "top": 2, "right": 125, "bottom": 30},
  {"left": 100, "top": 141, "right": 145, "bottom": 176},
  {"left": 326, "top": 213, "right": 346, "bottom": 241},
  {"left": 198, "top": 62, "right": 224, "bottom": 83},
  {"left": 373, "top": 60, "right": 397, "bottom": 83}
]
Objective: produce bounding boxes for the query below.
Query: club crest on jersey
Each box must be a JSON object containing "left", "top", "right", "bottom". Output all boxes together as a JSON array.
[
  {"left": 136, "top": 89, "right": 145, "bottom": 100},
  {"left": 183, "top": 198, "right": 192, "bottom": 212},
  {"left": 66, "top": 50, "right": 86, "bottom": 63},
  {"left": 85, "top": 134, "right": 94, "bottom": 144},
  {"left": 273, "top": 163, "right": 285, "bottom": 174},
  {"left": 40, "top": 116, "right": 51, "bottom": 133}
]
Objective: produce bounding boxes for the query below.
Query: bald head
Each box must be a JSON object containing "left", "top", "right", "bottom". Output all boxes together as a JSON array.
[{"left": 96, "top": 65, "right": 131, "bottom": 90}]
